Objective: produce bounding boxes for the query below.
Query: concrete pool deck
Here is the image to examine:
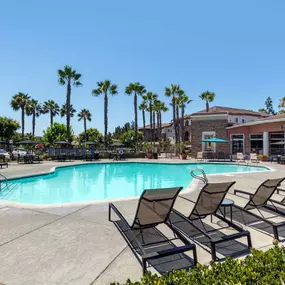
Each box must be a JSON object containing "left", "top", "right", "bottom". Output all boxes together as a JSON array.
[{"left": 0, "top": 159, "right": 284, "bottom": 284}]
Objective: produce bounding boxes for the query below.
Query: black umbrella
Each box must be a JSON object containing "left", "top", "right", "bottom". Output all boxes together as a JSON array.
[
  {"left": 19, "top": 140, "right": 40, "bottom": 144},
  {"left": 84, "top": 141, "right": 97, "bottom": 145},
  {"left": 54, "top": 141, "right": 70, "bottom": 145},
  {"left": 110, "top": 142, "right": 124, "bottom": 147}
]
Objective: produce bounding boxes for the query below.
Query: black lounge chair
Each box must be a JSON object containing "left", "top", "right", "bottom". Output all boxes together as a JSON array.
[
  {"left": 109, "top": 187, "right": 197, "bottom": 274},
  {"left": 0, "top": 155, "right": 8, "bottom": 168},
  {"left": 218, "top": 152, "right": 226, "bottom": 161},
  {"left": 169, "top": 181, "right": 252, "bottom": 261},
  {"left": 233, "top": 178, "right": 285, "bottom": 240}
]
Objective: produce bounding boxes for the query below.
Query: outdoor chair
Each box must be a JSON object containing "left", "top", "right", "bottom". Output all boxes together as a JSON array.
[
  {"left": 196, "top": 152, "right": 204, "bottom": 161},
  {"left": 169, "top": 181, "right": 252, "bottom": 261},
  {"left": 85, "top": 153, "right": 94, "bottom": 161},
  {"left": 250, "top": 153, "right": 259, "bottom": 163},
  {"left": 279, "top": 156, "right": 285, "bottom": 165},
  {"left": 109, "top": 187, "right": 198, "bottom": 274},
  {"left": 0, "top": 155, "right": 8, "bottom": 169},
  {"left": 23, "top": 154, "right": 34, "bottom": 164},
  {"left": 56, "top": 154, "right": 66, "bottom": 162},
  {"left": 236, "top": 152, "right": 246, "bottom": 164},
  {"left": 33, "top": 155, "right": 42, "bottom": 164},
  {"left": 94, "top": 152, "right": 100, "bottom": 160},
  {"left": 218, "top": 152, "right": 226, "bottom": 161},
  {"left": 233, "top": 178, "right": 285, "bottom": 241}
]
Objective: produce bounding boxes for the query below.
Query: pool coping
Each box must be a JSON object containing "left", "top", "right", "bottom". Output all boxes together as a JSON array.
[{"left": 0, "top": 160, "right": 274, "bottom": 209}]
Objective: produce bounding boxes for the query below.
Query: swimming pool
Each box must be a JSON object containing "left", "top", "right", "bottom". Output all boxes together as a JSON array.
[{"left": 0, "top": 162, "right": 268, "bottom": 204}]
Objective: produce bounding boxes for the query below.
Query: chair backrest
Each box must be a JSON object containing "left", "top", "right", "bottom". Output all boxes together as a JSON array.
[
  {"left": 131, "top": 187, "right": 182, "bottom": 229},
  {"left": 218, "top": 152, "right": 225, "bottom": 158},
  {"left": 250, "top": 153, "right": 258, "bottom": 160},
  {"left": 188, "top": 181, "right": 236, "bottom": 220},
  {"left": 197, "top": 152, "right": 203, "bottom": 159},
  {"left": 245, "top": 178, "right": 285, "bottom": 210},
  {"left": 236, "top": 152, "right": 244, "bottom": 160}
]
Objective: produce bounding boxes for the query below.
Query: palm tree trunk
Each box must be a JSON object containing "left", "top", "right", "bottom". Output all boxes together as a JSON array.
[
  {"left": 157, "top": 112, "right": 160, "bottom": 141},
  {"left": 104, "top": 92, "right": 108, "bottom": 147},
  {"left": 50, "top": 110, "right": 53, "bottom": 126},
  {"left": 176, "top": 105, "right": 180, "bottom": 143},
  {"left": 172, "top": 96, "right": 177, "bottom": 145},
  {"left": 134, "top": 92, "right": 138, "bottom": 145},
  {"left": 32, "top": 110, "right": 36, "bottom": 137},
  {"left": 153, "top": 111, "right": 156, "bottom": 141},
  {"left": 206, "top": 100, "right": 209, "bottom": 112},
  {"left": 149, "top": 104, "right": 153, "bottom": 144},
  {"left": 84, "top": 117, "right": 87, "bottom": 141},
  {"left": 142, "top": 109, "right": 146, "bottom": 139},
  {"left": 181, "top": 106, "right": 185, "bottom": 143},
  {"left": 21, "top": 106, "right": 25, "bottom": 139},
  {"left": 159, "top": 111, "right": 162, "bottom": 141},
  {"left": 66, "top": 80, "right": 71, "bottom": 141}
]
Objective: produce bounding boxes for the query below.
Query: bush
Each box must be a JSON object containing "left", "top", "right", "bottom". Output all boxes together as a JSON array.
[{"left": 111, "top": 243, "right": 285, "bottom": 285}]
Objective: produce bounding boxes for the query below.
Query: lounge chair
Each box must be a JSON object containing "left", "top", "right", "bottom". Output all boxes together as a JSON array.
[
  {"left": 236, "top": 152, "right": 247, "bottom": 164},
  {"left": 196, "top": 152, "right": 204, "bottom": 161},
  {"left": 233, "top": 178, "right": 285, "bottom": 240},
  {"left": 0, "top": 155, "right": 8, "bottom": 169},
  {"left": 169, "top": 181, "right": 252, "bottom": 261},
  {"left": 109, "top": 187, "right": 198, "bottom": 274},
  {"left": 250, "top": 153, "right": 259, "bottom": 163}
]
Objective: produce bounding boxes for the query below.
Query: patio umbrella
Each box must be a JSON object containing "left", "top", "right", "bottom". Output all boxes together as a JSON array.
[
  {"left": 19, "top": 140, "right": 40, "bottom": 144},
  {"left": 84, "top": 141, "right": 97, "bottom": 145},
  {"left": 110, "top": 142, "right": 125, "bottom": 147},
  {"left": 54, "top": 141, "right": 70, "bottom": 145},
  {"left": 271, "top": 141, "right": 285, "bottom": 145},
  {"left": 201, "top": 137, "right": 228, "bottom": 143}
]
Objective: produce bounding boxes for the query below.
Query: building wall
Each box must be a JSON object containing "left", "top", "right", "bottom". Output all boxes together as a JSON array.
[
  {"left": 191, "top": 119, "right": 230, "bottom": 157},
  {"left": 227, "top": 115, "right": 263, "bottom": 124}
]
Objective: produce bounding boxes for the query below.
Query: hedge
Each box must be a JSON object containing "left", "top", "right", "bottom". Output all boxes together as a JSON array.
[{"left": 111, "top": 243, "right": 285, "bottom": 285}]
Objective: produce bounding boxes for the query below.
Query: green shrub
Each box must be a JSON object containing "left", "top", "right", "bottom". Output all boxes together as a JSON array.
[{"left": 111, "top": 243, "right": 285, "bottom": 285}]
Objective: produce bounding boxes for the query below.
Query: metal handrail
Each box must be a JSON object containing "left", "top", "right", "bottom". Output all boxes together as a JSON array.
[
  {"left": 0, "top": 173, "right": 8, "bottom": 190},
  {"left": 190, "top": 168, "right": 208, "bottom": 184}
]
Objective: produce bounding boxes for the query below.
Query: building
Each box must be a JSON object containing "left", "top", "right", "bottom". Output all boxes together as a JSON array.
[
  {"left": 139, "top": 123, "right": 175, "bottom": 143},
  {"left": 189, "top": 106, "right": 268, "bottom": 157},
  {"left": 227, "top": 114, "right": 285, "bottom": 156}
]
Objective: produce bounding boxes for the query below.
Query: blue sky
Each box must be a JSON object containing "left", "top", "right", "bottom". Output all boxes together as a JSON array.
[{"left": 1, "top": 0, "right": 285, "bottom": 136}]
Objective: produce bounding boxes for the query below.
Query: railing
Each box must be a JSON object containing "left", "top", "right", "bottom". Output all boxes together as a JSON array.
[
  {"left": 0, "top": 173, "right": 8, "bottom": 191},
  {"left": 190, "top": 168, "right": 208, "bottom": 184}
]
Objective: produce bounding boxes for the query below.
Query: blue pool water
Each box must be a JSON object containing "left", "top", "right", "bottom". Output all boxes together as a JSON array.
[{"left": 0, "top": 163, "right": 268, "bottom": 204}]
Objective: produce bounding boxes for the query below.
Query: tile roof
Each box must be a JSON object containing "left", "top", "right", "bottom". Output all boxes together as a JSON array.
[{"left": 139, "top": 122, "right": 172, "bottom": 130}]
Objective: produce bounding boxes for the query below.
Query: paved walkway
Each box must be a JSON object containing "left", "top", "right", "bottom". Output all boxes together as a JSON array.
[{"left": 0, "top": 159, "right": 284, "bottom": 284}]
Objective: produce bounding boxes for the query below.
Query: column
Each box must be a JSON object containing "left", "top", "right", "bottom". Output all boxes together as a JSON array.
[{"left": 263, "top": 132, "right": 269, "bottom": 156}]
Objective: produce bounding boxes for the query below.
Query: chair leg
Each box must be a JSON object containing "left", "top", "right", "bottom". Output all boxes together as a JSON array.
[
  {"left": 273, "top": 226, "right": 279, "bottom": 241},
  {"left": 247, "top": 233, "right": 252, "bottom": 248},
  {"left": 210, "top": 241, "right": 217, "bottom": 261},
  {"left": 142, "top": 259, "right": 147, "bottom": 274}
]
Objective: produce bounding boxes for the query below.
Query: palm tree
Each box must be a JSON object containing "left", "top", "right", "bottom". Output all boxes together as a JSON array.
[
  {"left": 165, "top": 84, "right": 182, "bottom": 144},
  {"left": 125, "top": 82, "right": 146, "bottom": 144},
  {"left": 10, "top": 92, "right": 30, "bottom": 139},
  {"left": 60, "top": 104, "right": 77, "bottom": 118},
  {"left": 145, "top": 92, "right": 158, "bottom": 143},
  {"left": 78, "top": 109, "right": 92, "bottom": 141},
  {"left": 153, "top": 100, "right": 169, "bottom": 141},
  {"left": 199, "top": 90, "right": 215, "bottom": 112},
  {"left": 92, "top": 80, "right": 118, "bottom": 147},
  {"left": 139, "top": 100, "right": 147, "bottom": 138},
  {"left": 177, "top": 92, "right": 193, "bottom": 142},
  {"left": 26, "top": 99, "right": 42, "bottom": 137},
  {"left": 58, "top": 65, "right": 82, "bottom": 141},
  {"left": 42, "top": 100, "right": 60, "bottom": 126}
]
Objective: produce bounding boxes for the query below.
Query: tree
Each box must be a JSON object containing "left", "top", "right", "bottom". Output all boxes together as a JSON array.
[
  {"left": 58, "top": 65, "right": 82, "bottom": 141},
  {"left": 92, "top": 80, "right": 118, "bottom": 147},
  {"left": 42, "top": 100, "right": 60, "bottom": 125},
  {"left": 199, "top": 90, "right": 215, "bottom": 112},
  {"left": 139, "top": 101, "right": 147, "bottom": 139},
  {"left": 78, "top": 128, "right": 103, "bottom": 144},
  {"left": 43, "top": 122, "right": 74, "bottom": 147},
  {"left": 153, "top": 100, "right": 168, "bottom": 141},
  {"left": 0, "top": 117, "right": 20, "bottom": 140},
  {"left": 78, "top": 109, "right": 92, "bottom": 141},
  {"left": 265, "top": 96, "right": 276, "bottom": 115},
  {"left": 258, "top": 108, "right": 269, "bottom": 114},
  {"left": 144, "top": 92, "right": 158, "bottom": 143},
  {"left": 177, "top": 92, "right": 193, "bottom": 142},
  {"left": 26, "top": 99, "right": 42, "bottom": 137},
  {"left": 125, "top": 82, "right": 146, "bottom": 145},
  {"left": 10, "top": 92, "right": 30, "bottom": 139},
  {"left": 120, "top": 130, "right": 143, "bottom": 147},
  {"left": 165, "top": 84, "right": 182, "bottom": 144},
  {"left": 60, "top": 104, "right": 77, "bottom": 118}
]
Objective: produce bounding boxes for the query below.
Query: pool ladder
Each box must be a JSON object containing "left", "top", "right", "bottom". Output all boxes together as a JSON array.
[
  {"left": 190, "top": 168, "right": 208, "bottom": 184},
  {"left": 0, "top": 173, "right": 9, "bottom": 191}
]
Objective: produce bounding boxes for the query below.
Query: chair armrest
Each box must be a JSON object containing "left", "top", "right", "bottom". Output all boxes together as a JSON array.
[
  {"left": 178, "top": 195, "right": 196, "bottom": 204},
  {"left": 212, "top": 230, "right": 250, "bottom": 244},
  {"left": 234, "top": 189, "right": 253, "bottom": 198}
]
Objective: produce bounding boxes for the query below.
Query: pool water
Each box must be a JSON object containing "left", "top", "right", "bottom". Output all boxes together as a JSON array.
[{"left": 0, "top": 163, "right": 268, "bottom": 204}]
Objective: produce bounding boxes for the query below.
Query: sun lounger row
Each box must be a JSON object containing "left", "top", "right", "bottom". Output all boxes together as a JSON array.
[{"left": 109, "top": 177, "right": 285, "bottom": 274}]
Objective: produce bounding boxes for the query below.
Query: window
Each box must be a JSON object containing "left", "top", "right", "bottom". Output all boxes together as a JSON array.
[
  {"left": 231, "top": 134, "right": 244, "bottom": 154},
  {"left": 250, "top": 134, "right": 263, "bottom": 154},
  {"left": 235, "top": 118, "right": 238, "bottom": 123},
  {"left": 185, "top": 120, "right": 189, "bottom": 126},
  {"left": 242, "top": 119, "right": 245, "bottom": 123},
  {"left": 270, "top": 132, "right": 284, "bottom": 155}
]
